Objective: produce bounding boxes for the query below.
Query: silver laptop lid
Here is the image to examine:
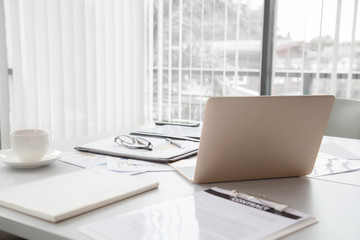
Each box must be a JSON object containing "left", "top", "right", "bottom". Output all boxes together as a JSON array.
[{"left": 193, "top": 95, "right": 334, "bottom": 183}]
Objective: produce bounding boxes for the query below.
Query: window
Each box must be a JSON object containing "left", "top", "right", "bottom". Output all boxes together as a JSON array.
[
  {"left": 274, "top": 0, "right": 360, "bottom": 97},
  {"left": 147, "top": 0, "right": 360, "bottom": 121},
  {"left": 1, "top": 0, "right": 359, "bottom": 148},
  {"left": 146, "top": 0, "right": 264, "bottom": 121}
]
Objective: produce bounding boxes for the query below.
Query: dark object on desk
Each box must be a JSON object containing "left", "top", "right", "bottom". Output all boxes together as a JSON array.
[
  {"left": 0, "top": 230, "right": 24, "bottom": 240},
  {"left": 170, "top": 95, "right": 335, "bottom": 183},
  {"left": 155, "top": 120, "right": 200, "bottom": 127},
  {"left": 130, "top": 131, "right": 200, "bottom": 142},
  {"left": 130, "top": 123, "right": 202, "bottom": 141},
  {"left": 114, "top": 135, "right": 153, "bottom": 150}
]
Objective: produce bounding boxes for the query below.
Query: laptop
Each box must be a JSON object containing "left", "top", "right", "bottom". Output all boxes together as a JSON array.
[{"left": 170, "top": 95, "right": 335, "bottom": 183}]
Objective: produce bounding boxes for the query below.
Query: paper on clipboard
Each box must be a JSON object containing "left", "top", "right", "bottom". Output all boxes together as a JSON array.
[{"left": 80, "top": 187, "right": 317, "bottom": 240}]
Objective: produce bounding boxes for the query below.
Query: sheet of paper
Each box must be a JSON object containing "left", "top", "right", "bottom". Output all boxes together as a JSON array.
[
  {"left": 80, "top": 187, "right": 316, "bottom": 240},
  {"left": 60, "top": 151, "right": 174, "bottom": 175},
  {"left": 319, "top": 142, "right": 360, "bottom": 160},
  {"left": 107, "top": 158, "right": 174, "bottom": 174},
  {"left": 308, "top": 152, "right": 360, "bottom": 177},
  {"left": 59, "top": 151, "right": 110, "bottom": 168}
]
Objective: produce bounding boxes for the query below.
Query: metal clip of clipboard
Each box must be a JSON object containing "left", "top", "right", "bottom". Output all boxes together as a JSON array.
[{"left": 230, "top": 190, "right": 289, "bottom": 212}]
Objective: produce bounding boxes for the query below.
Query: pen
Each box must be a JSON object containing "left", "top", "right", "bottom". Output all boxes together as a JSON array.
[{"left": 165, "top": 138, "right": 184, "bottom": 149}]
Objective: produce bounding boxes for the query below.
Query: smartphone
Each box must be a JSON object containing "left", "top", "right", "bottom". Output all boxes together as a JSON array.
[{"left": 155, "top": 120, "right": 200, "bottom": 127}]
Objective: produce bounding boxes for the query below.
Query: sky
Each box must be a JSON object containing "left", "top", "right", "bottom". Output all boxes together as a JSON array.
[{"left": 277, "top": 0, "right": 359, "bottom": 43}]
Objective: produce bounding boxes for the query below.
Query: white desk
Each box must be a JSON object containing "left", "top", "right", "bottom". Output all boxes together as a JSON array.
[{"left": 0, "top": 135, "right": 359, "bottom": 240}]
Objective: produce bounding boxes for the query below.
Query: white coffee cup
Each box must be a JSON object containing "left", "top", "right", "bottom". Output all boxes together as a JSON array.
[{"left": 10, "top": 129, "right": 50, "bottom": 162}]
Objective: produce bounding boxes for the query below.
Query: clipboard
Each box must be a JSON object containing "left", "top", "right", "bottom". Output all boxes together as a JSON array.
[
  {"left": 80, "top": 187, "right": 317, "bottom": 240},
  {"left": 75, "top": 135, "right": 199, "bottom": 163}
]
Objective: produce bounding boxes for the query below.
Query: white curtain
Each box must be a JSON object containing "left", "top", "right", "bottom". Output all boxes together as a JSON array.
[
  {"left": 0, "top": 0, "right": 10, "bottom": 148},
  {"left": 3, "top": 0, "right": 146, "bottom": 145}
]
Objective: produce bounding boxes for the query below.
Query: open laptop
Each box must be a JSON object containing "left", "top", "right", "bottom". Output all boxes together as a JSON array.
[{"left": 170, "top": 95, "right": 335, "bottom": 183}]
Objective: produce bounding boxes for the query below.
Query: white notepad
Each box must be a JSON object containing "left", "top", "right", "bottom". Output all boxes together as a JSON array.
[{"left": 0, "top": 168, "right": 159, "bottom": 223}]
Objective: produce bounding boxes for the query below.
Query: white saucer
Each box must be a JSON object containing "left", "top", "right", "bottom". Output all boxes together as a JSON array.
[{"left": 0, "top": 149, "right": 62, "bottom": 169}]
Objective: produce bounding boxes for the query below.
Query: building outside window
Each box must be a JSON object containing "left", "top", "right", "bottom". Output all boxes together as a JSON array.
[{"left": 147, "top": 0, "right": 360, "bottom": 121}]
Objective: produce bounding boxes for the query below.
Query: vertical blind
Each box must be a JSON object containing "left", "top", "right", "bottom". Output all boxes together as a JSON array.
[
  {"left": 270, "top": 0, "right": 360, "bottom": 97},
  {"left": 148, "top": 0, "right": 360, "bottom": 122},
  {"left": 146, "top": 0, "right": 264, "bottom": 122},
  {"left": 3, "top": 0, "right": 146, "bottom": 145}
]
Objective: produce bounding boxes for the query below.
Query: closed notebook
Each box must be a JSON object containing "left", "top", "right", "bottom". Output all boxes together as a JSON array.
[{"left": 0, "top": 168, "right": 159, "bottom": 223}]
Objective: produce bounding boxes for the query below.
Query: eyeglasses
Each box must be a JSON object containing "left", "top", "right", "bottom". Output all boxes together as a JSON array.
[{"left": 114, "top": 135, "right": 153, "bottom": 151}]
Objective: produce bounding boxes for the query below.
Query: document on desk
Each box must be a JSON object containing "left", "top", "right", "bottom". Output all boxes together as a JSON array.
[
  {"left": 107, "top": 158, "right": 174, "bottom": 174},
  {"left": 59, "top": 151, "right": 174, "bottom": 175},
  {"left": 307, "top": 142, "right": 360, "bottom": 177},
  {"left": 59, "top": 151, "right": 110, "bottom": 168},
  {"left": 131, "top": 124, "right": 202, "bottom": 140},
  {"left": 75, "top": 136, "right": 199, "bottom": 162},
  {"left": 80, "top": 187, "right": 317, "bottom": 240},
  {"left": 308, "top": 152, "right": 360, "bottom": 177},
  {"left": 319, "top": 142, "right": 360, "bottom": 160}
]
